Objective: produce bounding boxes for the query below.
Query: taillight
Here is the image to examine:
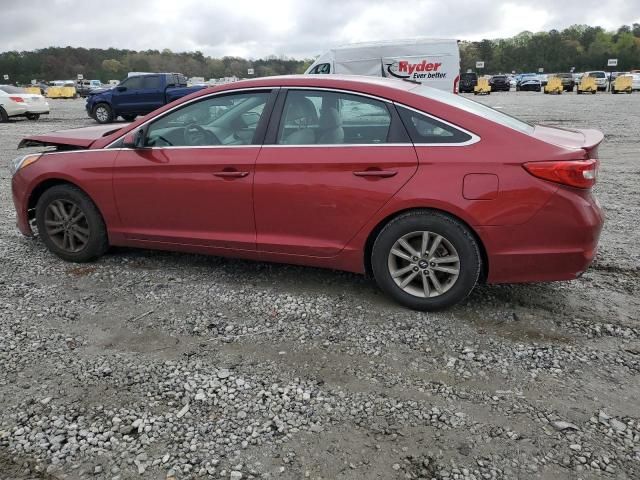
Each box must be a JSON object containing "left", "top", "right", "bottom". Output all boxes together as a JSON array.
[
  {"left": 9, "top": 96, "right": 25, "bottom": 103},
  {"left": 523, "top": 159, "right": 599, "bottom": 189},
  {"left": 453, "top": 75, "right": 460, "bottom": 94}
]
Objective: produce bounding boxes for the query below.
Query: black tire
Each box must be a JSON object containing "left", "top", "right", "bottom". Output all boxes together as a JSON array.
[
  {"left": 577, "top": 89, "right": 582, "bottom": 95},
  {"left": 121, "top": 115, "right": 137, "bottom": 122},
  {"left": 371, "top": 210, "right": 482, "bottom": 311},
  {"left": 35, "top": 184, "right": 109, "bottom": 263},
  {"left": 591, "top": 90, "right": 596, "bottom": 95},
  {"left": 93, "top": 103, "right": 114, "bottom": 124},
  {"left": 26, "top": 113, "right": 40, "bottom": 121},
  {"left": 0, "top": 106, "right": 8, "bottom": 122}
]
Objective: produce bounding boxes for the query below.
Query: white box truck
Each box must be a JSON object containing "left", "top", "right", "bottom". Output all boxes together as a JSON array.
[{"left": 305, "top": 38, "right": 461, "bottom": 93}]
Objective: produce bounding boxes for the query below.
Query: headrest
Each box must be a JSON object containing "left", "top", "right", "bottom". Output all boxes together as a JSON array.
[{"left": 318, "top": 107, "right": 342, "bottom": 129}]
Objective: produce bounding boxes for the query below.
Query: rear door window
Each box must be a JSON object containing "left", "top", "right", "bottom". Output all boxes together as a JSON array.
[
  {"left": 276, "top": 90, "right": 391, "bottom": 145},
  {"left": 142, "top": 76, "right": 161, "bottom": 89}
]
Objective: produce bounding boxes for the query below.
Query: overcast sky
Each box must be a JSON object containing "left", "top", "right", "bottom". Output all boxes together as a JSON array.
[{"left": 1, "top": 0, "right": 639, "bottom": 58}]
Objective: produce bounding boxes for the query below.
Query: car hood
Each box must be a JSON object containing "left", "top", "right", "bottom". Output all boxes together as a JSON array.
[
  {"left": 532, "top": 125, "right": 604, "bottom": 154},
  {"left": 18, "top": 124, "right": 125, "bottom": 150},
  {"left": 88, "top": 87, "right": 112, "bottom": 96}
]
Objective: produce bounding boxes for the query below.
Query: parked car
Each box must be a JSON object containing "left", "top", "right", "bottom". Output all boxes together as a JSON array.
[
  {"left": 584, "top": 71, "right": 607, "bottom": 91},
  {"left": 0, "top": 85, "right": 50, "bottom": 121},
  {"left": 555, "top": 73, "right": 575, "bottom": 92},
  {"left": 459, "top": 72, "right": 478, "bottom": 93},
  {"left": 10, "top": 75, "right": 604, "bottom": 311},
  {"left": 488, "top": 75, "right": 510, "bottom": 92},
  {"left": 85, "top": 73, "right": 205, "bottom": 123},
  {"left": 76, "top": 80, "right": 103, "bottom": 97},
  {"left": 305, "top": 38, "right": 461, "bottom": 92},
  {"left": 537, "top": 74, "right": 549, "bottom": 87},
  {"left": 631, "top": 73, "right": 640, "bottom": 91},
  {"left": 516, "top": 73, "right": 542, "bottom": 92}
]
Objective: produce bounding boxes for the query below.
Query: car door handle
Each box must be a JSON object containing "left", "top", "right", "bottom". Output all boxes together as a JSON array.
[
  {"left": 353, "top": 170, "right": 398, "bottom": 178},
  {"left": 213, "top": 170, "right": 249, "bottom": 178}
]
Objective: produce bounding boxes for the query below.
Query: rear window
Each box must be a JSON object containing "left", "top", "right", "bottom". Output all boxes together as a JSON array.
[
  {"left": 0, "top": 85, "right": 25, "bottom": 94},
  {"left": 588, "top": 72, "right": 606, "bottom": 78},
  {"left": 461, "top": 73, "right": 477, "bottom": 80},
  {"left": 410, "top": 84, "right": 534, "bottom": 135}
]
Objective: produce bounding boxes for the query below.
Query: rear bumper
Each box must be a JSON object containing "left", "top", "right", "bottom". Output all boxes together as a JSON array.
[
  {"left": 26, "top": 105, "right": 50, "bottom": 114},
  {"left": 479, "top": 187, "right": 604, "bottom": 284}
]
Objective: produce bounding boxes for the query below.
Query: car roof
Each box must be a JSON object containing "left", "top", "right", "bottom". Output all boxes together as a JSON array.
[{"left": 196, "top": 74, "right": 419, "bottom": 96}]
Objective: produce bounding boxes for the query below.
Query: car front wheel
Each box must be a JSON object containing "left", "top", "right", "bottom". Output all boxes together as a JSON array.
[
  {"left": 371, "top": 211, "right": 481, "bottom": 311},
  {"left": 35, "top": 185, "right": 109, "bottom": 262},
  {"left": 93, "top": 104, "right": 114, "bottom": 124}
]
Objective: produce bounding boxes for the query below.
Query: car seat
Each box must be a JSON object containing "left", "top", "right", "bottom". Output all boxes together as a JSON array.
[
  {"left": 317, "top": 107, "right": 344, "bottom": 144},
  {"left": 282, "top": 96, "right": 318, "bottom": 144}
]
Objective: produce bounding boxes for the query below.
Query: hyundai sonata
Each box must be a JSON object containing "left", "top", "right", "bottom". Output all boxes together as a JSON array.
[{"left": 9, "top": 75, "right": 604, "bottom": 310}]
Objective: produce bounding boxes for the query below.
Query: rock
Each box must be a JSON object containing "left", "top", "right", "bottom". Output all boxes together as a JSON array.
[
  {"left": 610, "top": 418, "right": 626, "bottom": 432},
  {"left": 551, "top": 420, "right": 579, "bottom": 431},
  {"left": 392, "top": 463, "right": 401, "bottom": 471},
  {"left": 218, "top": 369, "right": 231, "bottom": 379},
  {"left": 230, "top": 471, "right": 243, "bottom": 480},
  {"left": 176, "top": 403, "right": 190, "bottom": 419}
]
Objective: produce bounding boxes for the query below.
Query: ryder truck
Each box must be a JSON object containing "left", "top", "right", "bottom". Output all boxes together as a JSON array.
[{"left": 305, "top": 38, "right": 460, "bottom": 93}]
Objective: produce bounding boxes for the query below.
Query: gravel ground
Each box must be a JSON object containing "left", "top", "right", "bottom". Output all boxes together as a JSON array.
[{"left": 0, "top": 93, "right": 639, "bottom": 480}]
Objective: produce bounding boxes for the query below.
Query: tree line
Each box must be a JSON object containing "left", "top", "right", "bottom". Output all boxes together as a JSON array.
[
  {"left": 0, "top": 48, "right": 314, "bottom": 84},
  {"left": 460, "top": 24, "right": 640, "bottom": 74},
  {"left": 1, "top": 24, "right": 639, "bottom": 84}
]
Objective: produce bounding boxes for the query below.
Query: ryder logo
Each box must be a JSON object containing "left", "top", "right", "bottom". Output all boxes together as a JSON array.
[{"left": 385, "top": 59, "right": 448, "bottom": 81}]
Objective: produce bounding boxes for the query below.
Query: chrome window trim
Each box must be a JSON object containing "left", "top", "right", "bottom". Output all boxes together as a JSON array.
[
  {"left": 104, "top": 86, "right": 275, "bottom": 149},
  {"left": 102, "top": 85, "right": 481, "bottom": 150}
]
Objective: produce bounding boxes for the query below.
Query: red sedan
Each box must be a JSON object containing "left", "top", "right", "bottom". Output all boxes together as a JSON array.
[{"left": 10, "top": 75, "right": 604, "bottom": 310}]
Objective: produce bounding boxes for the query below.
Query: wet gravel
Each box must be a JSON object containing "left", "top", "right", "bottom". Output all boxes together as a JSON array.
[{"left": 1, "top": 93, "right": 639, "bottom": 479}]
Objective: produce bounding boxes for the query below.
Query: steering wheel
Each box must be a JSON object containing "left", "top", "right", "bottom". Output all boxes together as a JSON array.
[{"left": 184, "top": 124, "right": 221, "bottom": 146}]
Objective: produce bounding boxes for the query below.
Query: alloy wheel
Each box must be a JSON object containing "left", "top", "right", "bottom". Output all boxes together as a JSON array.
[
  {"left": 387, "top": 231, "right": 460, "bottom": 298},
  {"left": 44, "top": 199, "right": 90, "bottom": 253},
  {"left": 95, "top": 107, "right": 109, "bottom": 122}
]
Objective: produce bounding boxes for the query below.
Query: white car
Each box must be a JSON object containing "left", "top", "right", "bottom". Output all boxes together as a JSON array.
[
  {"left": 0, "top": 85, "right": 50, "bottom": 121},
  {"left": 584, "top": 71, "right": 607, "bottom": 91},
  {"left": 631, "top": 73, "right": 640, "bottom": 91}
]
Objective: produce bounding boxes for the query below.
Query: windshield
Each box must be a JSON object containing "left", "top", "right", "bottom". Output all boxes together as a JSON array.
[
  {"left": 410, "top": 84, "right": 534, "bottom": 135},
  {"left": 0, "top": 85, "right": 25, "bottom": 94},
  {"left": 589, "top": 72, "right": 606, "bottom": 78},
  {"left": 461, "top": 73, "right": 477, "bottom": 80}
]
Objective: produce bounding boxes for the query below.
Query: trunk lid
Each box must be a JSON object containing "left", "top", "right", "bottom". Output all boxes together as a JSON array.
[
  {"left": 18, "top": 124, "right": 124, "bottom": 150},
  {"left": 532, "top": 125, "right": 604, "bottom": 157}
]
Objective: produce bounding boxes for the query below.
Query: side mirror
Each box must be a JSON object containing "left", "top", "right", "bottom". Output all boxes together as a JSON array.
[
  {"left": 116, "top": 86, "right": 127, "bottom": 92},
  {"left": 122, "top": 129, "right": 145, "bottom": 149}
]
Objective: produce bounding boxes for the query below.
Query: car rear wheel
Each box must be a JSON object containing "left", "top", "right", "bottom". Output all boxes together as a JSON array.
[
  {"left": 371, "top": 211, "right": 481, "bottom": 311},
  {"left": 0, "top": 107, "right": 8, "bottom": 123},
  {"left": 26, "top": 113, "right": 40, "bottom": 120},
  {"left": 93, "top": 103, "right": 114, "bottom": 124},
  {"left": 35, "top": 185, "right": 109, "bottom": 262}
]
